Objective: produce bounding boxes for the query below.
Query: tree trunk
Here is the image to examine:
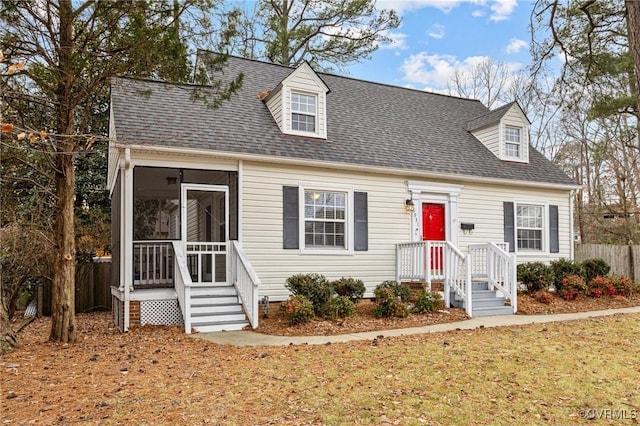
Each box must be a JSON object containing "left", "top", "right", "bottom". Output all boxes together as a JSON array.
[
  {"left": 49, "top": 0, "right": 76, "bottom": 343},
  {"left": 626, "top": 0, "right": 640, "bottom": 119},
  {"left": 0, "top": 287, "right": 17, "bottom": 355}
]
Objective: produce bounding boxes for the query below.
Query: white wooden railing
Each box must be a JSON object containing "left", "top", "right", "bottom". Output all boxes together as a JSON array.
[
  {"left": 396, "top": 241, "right": 472, "bottom": 316},
  {"left": 396, "top": 241, "right": 447, "bottom": 285},
  {"left": 485, "top": 242, "right": 517, "bottom": 313},
  {"left": 229, "top": 241, "right": 260, "bottom": 329},
  {"left": 396, "top": 241, "right": 516, "bottom": 317},
  {"left": 185, "top": 242, "right": 227, "bottom": 285},
  {"left": 468, "top": 243, "right": 509, "bottom": 279},
  {"left": 133, "top": 241, "right": 174, "bottom": 287},
  {"left": 443, "top": 242, "right": 472, "bottom": 316},
  {"left": 172, "top": 241, "right": 193, "bottom": 333}
]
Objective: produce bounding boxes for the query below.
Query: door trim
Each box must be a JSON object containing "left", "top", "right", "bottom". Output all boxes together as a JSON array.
[
  {"left": 407, "top": 181, "right": 462, "bottom": 246},
  {"left": 181, "top": 184, "right": 229, "bottom": 285}
]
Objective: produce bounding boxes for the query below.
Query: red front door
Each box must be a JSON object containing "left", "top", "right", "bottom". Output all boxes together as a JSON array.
[{"left": 422, "top": 203, "right": 446, "bottom": 271}]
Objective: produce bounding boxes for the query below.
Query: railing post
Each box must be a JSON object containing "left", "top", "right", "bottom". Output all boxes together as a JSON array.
[
  {"left": 443, "top": 244, "right": 450, "bottom": 308},
  {"left": 425, "top": 242, "right": 431, "bottom": 291},
  {"left": 466, "top": 254, "right": 473, "bottom": 317},
  {"left": 396, "top": 244, "right": 401, "bottom": 282},
  {"left": 511, "top": 253, "right": 517, "bottom": 313}
]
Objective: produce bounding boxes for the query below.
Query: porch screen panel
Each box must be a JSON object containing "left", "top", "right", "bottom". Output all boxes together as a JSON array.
[
  {"left": 111, "top": 172, "right": 121, "bottom": 288},
  {"left": 133, "top": 167, "right": 180, "bottom": 240}
]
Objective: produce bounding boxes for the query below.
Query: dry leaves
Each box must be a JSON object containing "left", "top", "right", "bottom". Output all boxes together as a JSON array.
[{"left": 2, "top": 298, "right": 640, "bottom": 425}]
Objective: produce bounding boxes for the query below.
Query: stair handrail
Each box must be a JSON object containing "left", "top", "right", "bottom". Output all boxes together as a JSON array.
[
  {"left": 172, "top": 241, "right": 193, "bottom": 333},
  {"left": 229, "top": 240, "right": 261, "bottom": 329},
  {"left": 485, "top": 242, "right": 517, "bottom": 312},
  {"left": 444, "top": 241, "right": 472, "bottom": 316}
]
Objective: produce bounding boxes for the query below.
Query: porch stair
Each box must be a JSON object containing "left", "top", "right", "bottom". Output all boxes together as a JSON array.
[
  {"left": 451, "top": 281, "right": 514, "bottom": 317},
  {"left": 189, "top": 286, "right": 249, "bottom": 333}
]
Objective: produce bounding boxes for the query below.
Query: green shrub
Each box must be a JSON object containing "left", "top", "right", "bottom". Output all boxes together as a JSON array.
[
  {"left": 323, "top": 296, "right": 356, "bottom": 320},
  {"left": 581, "top": 258, "right": 610, "bottom": 283},
  {"left": 610, "top": 275, "right": 635, "bottom": 297},
  {"left": 331, "top": 277, "right": 366, "bottom": 302},
  {"left": 559, "top": 275, "right": 587, "bottom": 301},
  {"left": 517, "top": 262, "right": 554, "bottom": 292},
  {"left": 587, "top": 276, "right": 615, "bottom": 298},
  {"left": 412, "top": 290, "right": 444, "bottom": 313},
  {"left": 280, "top": 295, "right": 315, "bottom": 325},
  {"left": 285, "top": 273, "right": 334, "bottom": 314},
  {"left": 376, "top": 280, "right": 410, "bottom": 302},
  {"left": 373, "top": 285, "right": 410, "bottom": 318},
  {"left": 550, "top": 258, "right": 584, "bottom": 291}
]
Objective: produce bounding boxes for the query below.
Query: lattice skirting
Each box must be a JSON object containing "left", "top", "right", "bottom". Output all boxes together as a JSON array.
[
  {"left": 112, "top": 296, "right": 124, "bottom": 332},
  {"left": 140, "top": 299, "right": 184, "bottom": 326}
]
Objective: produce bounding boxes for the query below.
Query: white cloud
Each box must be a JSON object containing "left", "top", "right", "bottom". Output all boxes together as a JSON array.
[
  {"left": 379, "top": 31, "right": 409, "bottom": 50},
  {"left": 378, "top": 0, "right": 467, "bottom": 15},
  {"left": 489, "top": 0, "right": 517, "bottom": 21},
  {"left": 377, "top": 0, "right": 517, "bottom": 20},
  {"left": 399, "top": 51, "right": 522, "bottom": 90},
  {"left": 505, "top": 38, "right": 527, "bottom": 54},
  {"left": 427, "top": 23, "right": 446, "bottom": 39}
]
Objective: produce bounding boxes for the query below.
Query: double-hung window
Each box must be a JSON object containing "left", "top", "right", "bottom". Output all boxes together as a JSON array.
[
  {"left": 304, "top": 190, "right": 346, "bottom": 249},
  {"left": 505, "top": 126, "right": 521, "bottom": 158},
  {"left": 291, "top": 93, "right": 316, "bottom": 133},
  {"left": 516, "top": 204, "right": 543, "bottom": 250}
]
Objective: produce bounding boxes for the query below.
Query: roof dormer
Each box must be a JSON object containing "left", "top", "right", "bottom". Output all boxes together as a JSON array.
[
  {"left": 262, "top": 62, "right": 330, "bottom": 139},
  {"left": 467, "top": 101, "right": 531, "bottom": 164}
]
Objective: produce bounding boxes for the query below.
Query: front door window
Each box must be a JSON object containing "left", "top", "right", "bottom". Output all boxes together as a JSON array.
[{"left": 422, "top": 203, "right": 446, "bottom": 272}]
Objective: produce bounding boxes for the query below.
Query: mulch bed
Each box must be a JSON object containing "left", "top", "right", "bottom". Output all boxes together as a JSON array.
[{"left": 254, "top": 293, "right": 640, "bottom": 337}]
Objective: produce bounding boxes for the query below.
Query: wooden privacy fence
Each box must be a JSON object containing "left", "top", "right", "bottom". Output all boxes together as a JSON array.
[
  {"left": 40, "top": 257, "right": 112, "bottom": 315},
  {"left": 574, "top": 244, "right": 640, "bottom": 283}
]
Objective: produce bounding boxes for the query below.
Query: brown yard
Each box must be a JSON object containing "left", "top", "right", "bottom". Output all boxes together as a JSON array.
[{"left": 2, "top": 295, "right": 640, "bottom": 425}]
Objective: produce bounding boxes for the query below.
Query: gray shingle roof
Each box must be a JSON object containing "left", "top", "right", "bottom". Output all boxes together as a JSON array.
[
  {"left": 466, "top": 101, "right": 517, "bottom": 131},
  {"left": 110, "top": 55, "right": 576, "bottom": 187}
]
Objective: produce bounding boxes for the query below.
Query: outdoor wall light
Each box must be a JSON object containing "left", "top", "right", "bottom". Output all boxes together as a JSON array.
[{"left": 405, "top": 199, "right": 415, "bottom": 212}]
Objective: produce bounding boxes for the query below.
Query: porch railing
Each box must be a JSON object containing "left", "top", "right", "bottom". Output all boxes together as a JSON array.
[
  {"left": 229, "top": 240, "right": 260, "bottom": 329},
  {"left": 172, "top": 241, "right": 193, "bottom": 333},
  {"left": 468, "top": 242, "right": 509, "bottom": 279},
  {"left": 133, "top": 241, "right": 174, "bottom": 287},
  {"left": 485, "top": 242, "right": 517, "bottom": 313}
]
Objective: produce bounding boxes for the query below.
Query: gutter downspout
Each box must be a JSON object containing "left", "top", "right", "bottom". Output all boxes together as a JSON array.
[
  {"left": 569, "top": 189, "right": 576, "bottom": 260},
  {"left": 123, "top": 148, "right": 132, "bottom": 331}
]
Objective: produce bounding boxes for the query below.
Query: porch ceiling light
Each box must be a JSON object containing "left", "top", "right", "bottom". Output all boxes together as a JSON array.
[
  {"left": 166, "top": 177, "right": 177, "bottom": 186},
  {"left": 405, "top": 199, "right": 414, "bottom": 212}
]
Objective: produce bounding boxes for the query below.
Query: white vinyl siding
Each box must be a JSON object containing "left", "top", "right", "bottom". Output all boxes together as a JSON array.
[
  {"left": 470, "top": 125, "right": 499, "bottom": 156},
  {"left": 265, "top": 92, "right": 283, "bottom": 132},
  {"left": 241, "top": 161, "right": 572, "bottom": 300},
  {"left": 281, "top": 64, "right": 327, "bottom": 138},
  {"left": 457, "top": 183, "right": 570, "bottom": 261},
  {"left": 500, "top": 105, "right": 529, "bottom": 163},
  {"left": 242, "top": 162, "right": 407, "bottom": 299}
]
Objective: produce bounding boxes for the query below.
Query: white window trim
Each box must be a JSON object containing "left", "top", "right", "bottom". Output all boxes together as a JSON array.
[
  {"left": 514, "top": 201, "right": 549, "bottom": 254},
  {"left": 501, "top": 123, "right": 528, "bottom": 163},
  {"left": 298, "top": 183, "right": 354, "bottom": 255},
  {"left": 288, "top": 90, "right": 321, "bottom": 138}
]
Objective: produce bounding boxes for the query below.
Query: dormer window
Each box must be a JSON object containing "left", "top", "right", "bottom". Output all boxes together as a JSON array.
[
  {"left": 505, "top": 126, "right": 521, "bottom": 158},
  {"left": 291, "top": 93, "right": 316, "bottom": 133}
]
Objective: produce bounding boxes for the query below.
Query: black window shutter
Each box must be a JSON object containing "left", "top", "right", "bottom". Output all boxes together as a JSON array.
[
  {"left": 503, "top": 202, "right": 515, "bottom": 252},
  {"left": 354, "top": 192, "right": 368, "bottom": 251},
  {"left": 549, "top": 205, "right": 559, "bottom": 253},
  {"left": 283, "top": 186, "right": 299, "bottom": 249}
]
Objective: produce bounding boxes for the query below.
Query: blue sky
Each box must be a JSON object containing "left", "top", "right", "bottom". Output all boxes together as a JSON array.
[{"left": 348, "top": 0, "right": 534, "bottom": 92}]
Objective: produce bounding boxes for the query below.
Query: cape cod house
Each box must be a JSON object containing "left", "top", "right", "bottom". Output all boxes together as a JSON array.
[{"left": 108, "top": 53, "right": 579, "bottom": 333}]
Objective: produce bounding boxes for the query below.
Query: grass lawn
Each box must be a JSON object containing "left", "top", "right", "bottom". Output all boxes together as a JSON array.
[{"left": 2, "top": 312, "right": 639, "bottom": 424}]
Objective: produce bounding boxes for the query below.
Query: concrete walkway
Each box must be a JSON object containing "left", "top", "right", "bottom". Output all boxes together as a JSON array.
[{"left": 191, "top": 306, "right": 640, "bottom": 347}]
